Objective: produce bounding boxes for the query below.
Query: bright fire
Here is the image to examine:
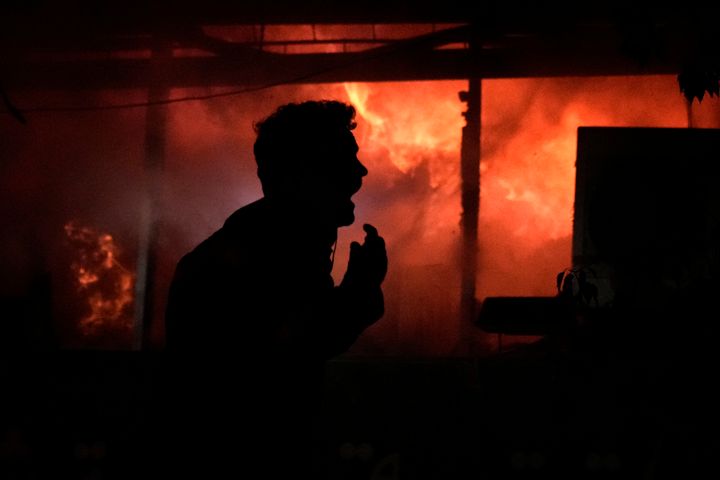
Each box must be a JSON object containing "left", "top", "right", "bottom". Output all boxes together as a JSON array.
[
  {"left": 340, "top": 76, "right": 689, "bottom": 300},
  {"left": 341, "top": 81, "right": 465, "bottom": 271},
  {"left": 344, "top": 82, "right": 463, "bottom": 176},
  {"left": 166, "top": 74, "right": 694, "bottom": 354},
  {"left": 64, "top": 221, "right": 134, "bottom": 337}
]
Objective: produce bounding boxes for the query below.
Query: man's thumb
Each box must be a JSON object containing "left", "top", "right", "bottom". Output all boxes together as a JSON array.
[{"left": 350, "top": 241, "right": 362, "bottom": 256}]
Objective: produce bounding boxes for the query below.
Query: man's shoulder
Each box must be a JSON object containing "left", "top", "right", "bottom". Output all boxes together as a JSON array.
[{"left": 177, "top": 200, "right": 268, "bottom": 272}]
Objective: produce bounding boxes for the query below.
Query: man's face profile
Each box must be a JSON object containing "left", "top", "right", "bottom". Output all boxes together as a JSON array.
[
  {"left": 306, "top": 129, "right": 368, "bottom": 227},
  {"left": 255, "top": 101, "right": 368, "bottom": 228}
]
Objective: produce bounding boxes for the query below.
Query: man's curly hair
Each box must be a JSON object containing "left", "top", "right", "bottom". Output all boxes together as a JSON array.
[{"left": 253, "top": 101, "right": 357, "bottom": 192}]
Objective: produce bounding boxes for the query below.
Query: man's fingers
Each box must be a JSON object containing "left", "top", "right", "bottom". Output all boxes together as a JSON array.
[
  {"left": 346, "top": 230, "right": 388, "bottom": 287},
  {"left": 363, "top": 223, "right": 378, "bottom": 238},
  {"left": 362, "top": 224, "right": 385, "bottom": 250}
]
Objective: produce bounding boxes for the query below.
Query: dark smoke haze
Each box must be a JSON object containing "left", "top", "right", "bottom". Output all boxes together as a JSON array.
[{"left": 1, "top": 76, "right": 718, "bottom": 353}]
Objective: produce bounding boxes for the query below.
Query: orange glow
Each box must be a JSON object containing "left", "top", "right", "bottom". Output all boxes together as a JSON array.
[
  {"left": 476, "top": 77, "right": 688, "bottom": 300},
  {"left": 484, "top": 104, "right": 580, "bottom": 242},
  {"left": 165, "top": 74, "right": 695, "bottom": 355},
  {"left": 338, "top": 76, "right": 688, "bottom": 302},
  {"left": 345, "top": 82, "right": 463, "bottom": 175},
  {"left": 64, "top": 221, "right": 134, "bottom": 337},
  {"left": 339, "top": 81, "right": 464, "bottom": 275}
]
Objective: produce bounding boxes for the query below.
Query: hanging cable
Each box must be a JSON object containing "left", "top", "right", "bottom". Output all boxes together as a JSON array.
[{"left": 0, "top": 25, "right": 469, "bottom": 116}]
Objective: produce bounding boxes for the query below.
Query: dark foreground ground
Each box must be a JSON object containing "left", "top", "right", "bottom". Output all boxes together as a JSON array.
[{"left": 2, "top": 327, "right": 719, "bottom": 479}]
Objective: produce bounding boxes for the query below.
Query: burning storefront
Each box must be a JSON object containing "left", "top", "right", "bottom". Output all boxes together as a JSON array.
[
  {"left": 2, "top": 74, "right": 717, "bottom": 352},
  {"left": 2, "top": 6, "right": 720, "bottom": 478}
]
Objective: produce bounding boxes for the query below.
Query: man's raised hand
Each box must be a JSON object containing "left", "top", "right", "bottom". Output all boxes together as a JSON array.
[{"left": 343, "top": 224, "right": 387, "bottom": 289}]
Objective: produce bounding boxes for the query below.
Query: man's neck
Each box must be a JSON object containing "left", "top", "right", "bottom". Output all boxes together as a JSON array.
[{"left": 261, "top": 197, "right": 338, "bottom": 247}]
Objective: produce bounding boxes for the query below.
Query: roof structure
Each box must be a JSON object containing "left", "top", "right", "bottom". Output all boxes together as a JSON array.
[{"left": 3, "top": 3, "right": 719, "bottom": 91}]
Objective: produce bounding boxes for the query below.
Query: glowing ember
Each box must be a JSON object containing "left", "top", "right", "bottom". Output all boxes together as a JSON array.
[{"left": 64, "top": 221, "right": 134, "bottom": 337}]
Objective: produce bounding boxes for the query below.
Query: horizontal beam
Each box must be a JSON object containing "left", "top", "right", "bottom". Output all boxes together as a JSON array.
[{"left": 0, "top": 45, "right": 682, "bottom": 94}]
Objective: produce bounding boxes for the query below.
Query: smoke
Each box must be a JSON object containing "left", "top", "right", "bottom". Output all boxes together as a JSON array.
[
  {"left": 152, "top": 81, "right": 464, "bottom": 354},
  {"left": 2, "top": 75, "right": 718, "bottom": 353},
  {"left": 477, "top": 76, "right": 693, "bottom": 302},
  {"left": 0, "top": 88, "right": 147, "bottom": 346}
]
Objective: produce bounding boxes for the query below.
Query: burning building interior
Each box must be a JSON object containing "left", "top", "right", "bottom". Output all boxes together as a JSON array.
[{"left": 2, "top": 2, "right": 720, "bottom": 478}]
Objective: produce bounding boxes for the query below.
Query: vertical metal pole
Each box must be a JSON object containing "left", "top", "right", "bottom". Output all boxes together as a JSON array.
[
  {"left": 133, "top": 41, "right": 170, "bottom": 350},
  {"left": 459, "top": 79, "right": 482, "bottom": 344}
]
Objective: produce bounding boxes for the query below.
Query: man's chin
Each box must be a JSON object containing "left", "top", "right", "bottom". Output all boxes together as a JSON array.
[{"left": 335, "top": 203, "right": 356, "bottom": 227}]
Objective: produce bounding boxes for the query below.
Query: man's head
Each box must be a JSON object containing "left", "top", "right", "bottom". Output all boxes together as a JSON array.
[{"left": 253, "top": 101, "right": 368, "bottom": 228}]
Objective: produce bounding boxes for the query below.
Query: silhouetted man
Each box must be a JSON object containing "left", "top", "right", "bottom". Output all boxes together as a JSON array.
[{"left": 163, "top": 101, "right": 386, "bottom": 477}]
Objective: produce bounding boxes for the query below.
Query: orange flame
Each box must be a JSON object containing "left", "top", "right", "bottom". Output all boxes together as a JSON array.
[
  {"left": 64, "top": 221, "right": 134, "bottom": 337},
  {"left": 344, "top": 82, "right": 463, "bottom": 176},
  {"left": 341, "top": 81, "right": 465, "bottom": 270},
  {"left": 167, "top": 73, "right": 698, "bottom": 355}
]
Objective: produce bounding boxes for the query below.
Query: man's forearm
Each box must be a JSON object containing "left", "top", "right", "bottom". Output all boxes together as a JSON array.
[{"left": 297, "top": 283, "right": 384, "bottom": 359}]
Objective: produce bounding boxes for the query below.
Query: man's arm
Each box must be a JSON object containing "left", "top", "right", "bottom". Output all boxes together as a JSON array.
[
  {"left": 165, "top": 254, "right": 196, "bottom": 351},
  {"left": 297, "top": 224, "right": 387, "bottom": 358}
]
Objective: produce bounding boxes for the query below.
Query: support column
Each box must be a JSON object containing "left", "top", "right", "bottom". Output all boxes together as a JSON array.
[
  {"left": 459, "top": 78, "right": 482, "bottom": 342},
  {"left": 133, "top": 42, "right": 170, "bottom": 350}
]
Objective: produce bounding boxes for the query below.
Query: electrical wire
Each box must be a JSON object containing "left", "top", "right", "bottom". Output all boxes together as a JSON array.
[
  {"left": 7, "top": 73, "right": 318, "bottom": 114},
  {"left": 0, "top": 25, "right": 468, "bottom": 116}
]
